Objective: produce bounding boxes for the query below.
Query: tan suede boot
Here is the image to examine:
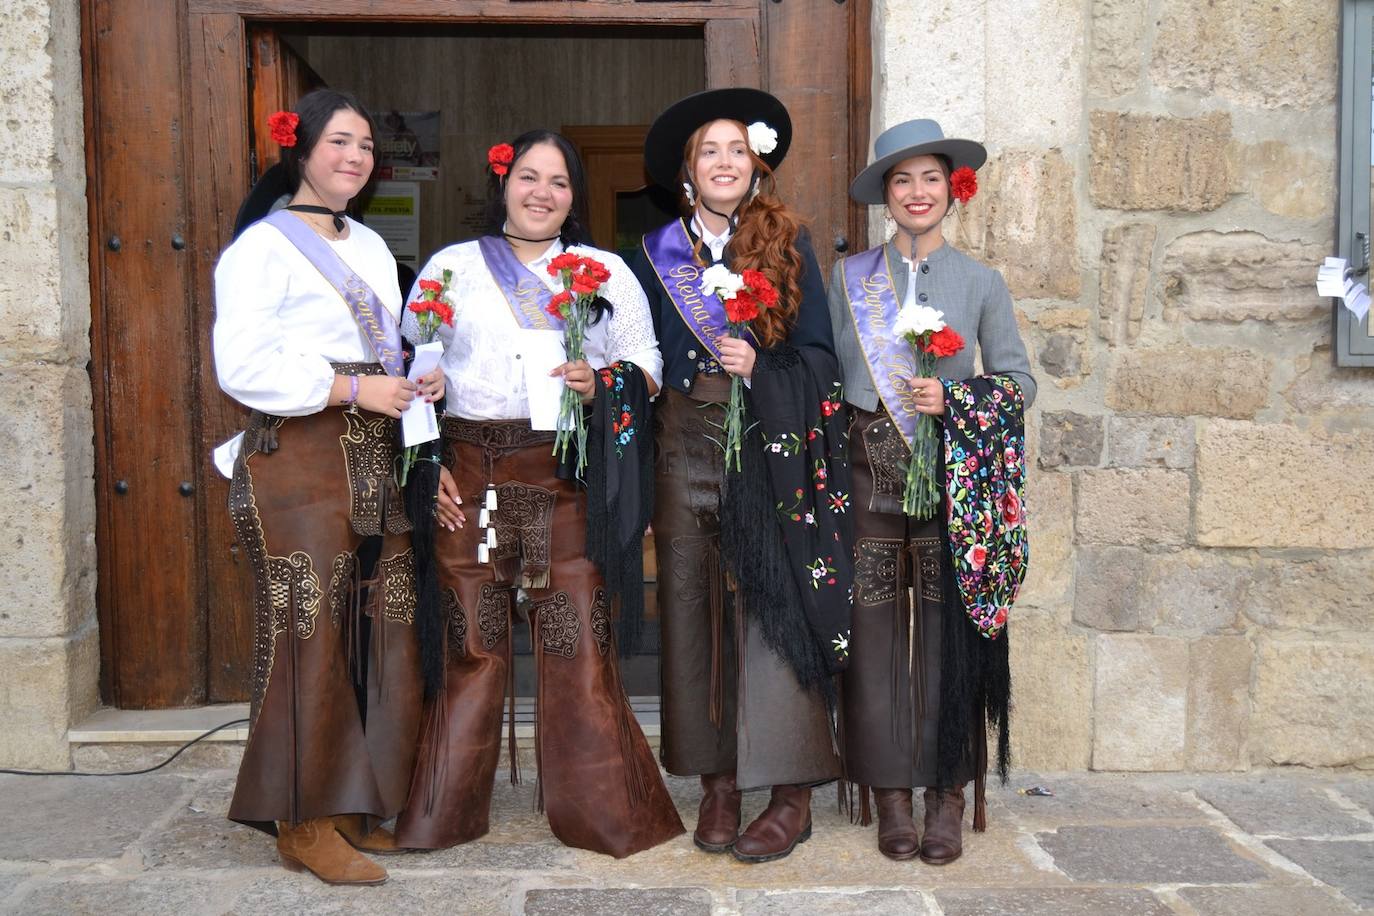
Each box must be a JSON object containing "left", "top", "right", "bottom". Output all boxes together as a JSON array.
[
  {"left": 333, "top": 814, "right": 406, "bottom": 856},
  {"left": 277, "top": 817, "right": 388, "bottom": 885}
]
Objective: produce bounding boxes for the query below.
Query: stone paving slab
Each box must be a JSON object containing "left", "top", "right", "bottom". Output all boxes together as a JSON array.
[
  {"left": 1334, "top": 778, "right": 1374, "bottom": 818},
  {"left": 1264, "top": 839, "right": 1374, "bottom": 909},
  {"left": 736, "top": 889, "right": 931, "bottom": 914},
  {"left": 0, "top": 773, "right": 192, "bottom": 861},
  {"left": 936, "top": 888, "right": 1174, "bottom": 916},
  {"left": 524, "top": 887, "right": 712, "bottom": 915},
  {"left": 1175, "top": 885, "right": 1361, "bottom": 916},
  {"left": 141, "top": 773, "right": 278, "bottom": 871},
  {"left": 9, "top": 874, "right": 240, "bottom": 916},
  {"left": 994, "top": 772, "right": 1205, "bottom": 829},
  {"left": 1192, "top": 774, "right": 1372, "bottom": 837},
  {"left": 1037, "top": 825, "right": 1271, "bottom": 884}
]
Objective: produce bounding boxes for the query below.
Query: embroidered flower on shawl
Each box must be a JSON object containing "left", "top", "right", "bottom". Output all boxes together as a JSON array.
[
  {"left": 268, "top": 111, "right": 299, "bottom": 147},
  {"left": 831, "top": 631, "right": 850, "bottom": 659},
  {"left": 746, "top": 121, "right": 779, "bottom": 156},
  {"left": 951, "top": 166, "right": 978, "bottom": 204}
]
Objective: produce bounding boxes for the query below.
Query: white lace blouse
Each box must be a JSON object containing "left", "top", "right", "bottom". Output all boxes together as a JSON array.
[
  {"left": 403, "top": 238, "right": 662, "bottom": 421},
  {"left": 212, "top": 216, "right": 403, "bottom": 416}
]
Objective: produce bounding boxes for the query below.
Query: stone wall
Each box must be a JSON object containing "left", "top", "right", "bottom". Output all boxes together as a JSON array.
[
  {"left": 0, "top": 0, "right": 97, "bottom": 769},
  {"left": 873, "top": 0, "right": 1373, "bottom": 771}
]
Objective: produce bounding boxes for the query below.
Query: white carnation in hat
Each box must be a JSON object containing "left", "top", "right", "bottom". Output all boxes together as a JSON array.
[
  {"left": 746, "top": 121, "right": 778, "bottom": 156},
  {"left": 893, "top": 303, "right": 946, "bottom": 339}
]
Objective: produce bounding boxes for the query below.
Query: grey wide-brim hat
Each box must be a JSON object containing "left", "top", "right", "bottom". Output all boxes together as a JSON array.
[{"left": 849, "top": 118, "right": 987, "bottom": 205}]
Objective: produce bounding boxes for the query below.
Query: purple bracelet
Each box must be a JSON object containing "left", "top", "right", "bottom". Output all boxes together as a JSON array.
[{"left": 343, "top": 375, "right": 359, "bottom": 405}]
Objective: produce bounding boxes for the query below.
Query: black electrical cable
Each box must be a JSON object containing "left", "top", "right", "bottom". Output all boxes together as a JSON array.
[{"left": 0, "top": 718, "right": 250, "bottom": 777}]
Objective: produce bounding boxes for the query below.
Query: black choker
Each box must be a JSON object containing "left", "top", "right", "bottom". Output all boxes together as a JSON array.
[
  {"left": 503, "top": 230, "right": 561, "bottom": 244},
  {"left": 286, "top": 204, "right": 346, "bottom": 232}
]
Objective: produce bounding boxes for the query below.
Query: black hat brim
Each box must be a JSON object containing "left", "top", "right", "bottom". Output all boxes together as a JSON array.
[{"left": 643, "top": 88, "right": 792, "bottom": 189}]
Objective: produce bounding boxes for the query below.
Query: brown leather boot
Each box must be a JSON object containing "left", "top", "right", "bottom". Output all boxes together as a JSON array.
[
  {"left": 694, "top": 770, "right": 743, "bottom": 853},
  {"left": 732, "top": 784, "right": 812, "bottom": 863},
  {"left": 874, "top": 787, "right": 919, "bottom": 861},
  {"left": 333, "top": 814, "right": 406, "bottom": 856},
  {"left": 277, "top": 817, "right": 387, "bottom": 885},
  {"left": 919, "top": 784, "right": 966, "bottom": 865}
]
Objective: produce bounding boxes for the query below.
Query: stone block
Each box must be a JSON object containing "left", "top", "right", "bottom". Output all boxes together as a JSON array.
[
  {"left": 229, "top": 873, "right": 522, "bottom": 915},
  {"left": 938, "top": 889, "right": 1173, "bottom": 916},
  {"left": 982, "top": 149, "right": 1080, "bottom": 300},
  {"left": 994, "top": 771, "right": 1205, "bottom": 829},
  {"left": 1243, "top": 551, "right": 1374, "bottom": 633},
  {"left": 1176, "top": 887, "right": 1358, "bottom": 916},
  {"left": 1151, "top": 0, "right": 1338, "bottom": 110},
  {"left": 1196, "top": 421, "right": 1374, "bottom": 549},
  {"left": 525, "top": 888, "right": 712, "bottom": 916},
  {"left": 1038, "top": 824, "right": 1269, "bottom": 883},
  {"left": 1089, "top": 111, "right": 1232, "bottom": 211},
  {"left": 1037, "top": 331, "right": 1086, "bottom": 380},
  {"left": 1009, "top": 617, "right": 1092, "bottom": 770},
  {"left": 1105, "top": 348, "right": 1270, "bottom": 419},
  {"left": 0, "top": 365, "right": 96, "bottom": 640},
  {"left": 1073, "top": 546, "right": 1147, "bottom": 631},
  {"left": 1093, "top": 634, "right": 1188, "bottom": 770},
  {"left": 0, "top": 0, "right": 62, "bottom": 184},
  {"left": 1075, "top": 548, "right": 1247, "bottom": 634},
  {"left": 877, "top": 0, "right": 985, "bottom": 144},
  {"left": 1281, "top": 351, "right": 1374, "bottom": 422},
  {"left": 740, "top": 890, "right": 931, "bottom": 915},
  {"left": 1193, "top": 773, "right": 1369, "bottom": 837},
  {"left": 0, "top": 626, "right": 97, "bottom": 770},
  {"left": 15, "top": 877, "right": 234, "bottom": 916},
  {"left": 1017, "top": 469, "right": 1073, "bottom": 611},
  {"left": 1075, "top": 468, "right": 1189, "bottom": 546},
  {"left": 1039, "top": 412, "right": 1104, "bottom": 468},
  {"left": 1264, "top": 840, "right": 1374, "bottom": 909},
  {"left": 1087, "top": 0, "right": 1149, "bottom": 97},
  {"left": 1252, "top": 638, "right": 1374, "bottom": 768},
  {"left": 1335, "top": 776, "right": 1374, "bottom": 815},
  {"left": 1162, "top": 231, "right": 1327, "bottom": 323},
  {"left": 1032, "top": 307, "right": 1090, "bottom": 331},
  {"left": 1097, "top": 223, "right": 1155, "bottom": 347},
  {"left": 1231, "top": 141, "right": 1337, "bottom": 220},
  {"left": 1187, "top": 637, "right": 1252, "bottom": 771},
  {"left": 0, "top": 183, "right": 89, "bottom": 363},
  {"left": 985, "top": 0, "right": 1082, "bottom": 148},
  {"left": 1107, "top": 417, "right": 1195, "bottom": 469}
]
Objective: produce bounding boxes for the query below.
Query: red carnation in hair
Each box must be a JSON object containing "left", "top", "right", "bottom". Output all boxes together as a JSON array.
[
  {"left": 488, "top": 143, "right": 515, "bottom": 176},
  {"left": 950, "top": 166, "right": 978, "bottom": 204},
  {"left": 268, "top": 111, "right": 299, "bottom": 148}
]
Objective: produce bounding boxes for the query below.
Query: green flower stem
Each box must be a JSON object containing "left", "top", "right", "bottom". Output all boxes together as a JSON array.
[
  {"left": 901, "top": 350, "right": 940, "bottom": 518},
  {"left": 723, "top": 319, "right": 747, "bottom": 474}
]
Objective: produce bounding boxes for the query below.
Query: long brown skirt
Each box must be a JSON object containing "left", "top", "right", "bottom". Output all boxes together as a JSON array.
[
  {"left": 395, "top": 417, "right": 683, "bottom": 858},
  {"left": 226, "top": 399, "right": 422, "bottom": 832}
]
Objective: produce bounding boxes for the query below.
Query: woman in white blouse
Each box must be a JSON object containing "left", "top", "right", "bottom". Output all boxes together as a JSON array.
[
  {"left": 393, "top": 130, "right": 684, "bottom": 858},
  {"left": 212, "top": 88, "right": 458, "bottom": 886}
]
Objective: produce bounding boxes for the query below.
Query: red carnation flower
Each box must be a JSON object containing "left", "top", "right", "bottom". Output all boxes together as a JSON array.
[
  {"left": 570, "top": 272, "right": 602, "bottom": 295},
  {"left": 923, "top": 326, "right": 965, "bottom": 358},
  {"left": 546, "top": 289, "right": 572, "bottom": 319},
  {"left": 724, "top": 290, "right": 761, "bottom": 324},
  {"left": 488, "top": 143, "right": 515, "bottom": 176},
  {"left": 581, "top": 258, "right": 611, "bottom": 284},
  {"left": 548, "top": 252, "right": 581, "bottom": 274},
  {"left": 268, "top": 111, "right": 299, "bottom": 148},
  {"left": 417, "top": 278, "right": 443, "bottom": 295},
  {"left": 950, "top": 166, "right": 978, "bottom": 204}
]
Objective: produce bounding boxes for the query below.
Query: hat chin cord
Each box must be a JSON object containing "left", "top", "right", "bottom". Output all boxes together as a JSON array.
[{"left": 690, "top": 172, "right": 761, "bottom": 232}]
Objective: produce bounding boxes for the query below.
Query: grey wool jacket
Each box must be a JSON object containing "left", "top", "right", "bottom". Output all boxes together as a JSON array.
[{"left": 826, "top": 238, "right": 1037, "bottom": 411}]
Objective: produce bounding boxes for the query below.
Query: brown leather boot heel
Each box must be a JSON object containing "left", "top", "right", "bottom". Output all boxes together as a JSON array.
[
  {"left": 875, "top": 787, "right": 919, "bottom": 861},
  {"left": 919, "top": 784, "right": 966, "bottom": 866},
  {"left": 732, "top": 784, "right": 812, "bottom": 864},
  {"left": 277, "top": 817, "right": 388, "bottom": 885},
  {"left": 693, "top": 770, "right": 743, "bottom": 853}
]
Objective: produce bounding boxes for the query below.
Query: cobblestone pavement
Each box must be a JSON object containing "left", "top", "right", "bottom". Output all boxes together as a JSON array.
[{"left": 1, "top": 759, "right": 1370, "bottom": 915}]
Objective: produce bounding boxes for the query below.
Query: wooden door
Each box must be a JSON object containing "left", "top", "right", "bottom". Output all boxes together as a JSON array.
[{"left": 88, "top": 0, "right": 869, "bottom": 707}]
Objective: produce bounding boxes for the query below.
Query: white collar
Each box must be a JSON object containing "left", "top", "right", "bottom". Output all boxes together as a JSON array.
[{"left": 691, "top": 213, "right": 732, "bottom": 255}]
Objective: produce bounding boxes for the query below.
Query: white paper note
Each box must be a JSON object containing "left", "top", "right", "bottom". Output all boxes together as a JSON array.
[
  {"left": 401, "top": 340, "right": 445, "bottom": 447},
  {"left": 1317, "top": 258, "right": 1349, "bottom": 298},
  {"left": 521, "top": 329, "right": 569, "bottom": 431},
  {"left": 1346, "top": 284, "right": 1371, "bottom": 321}
]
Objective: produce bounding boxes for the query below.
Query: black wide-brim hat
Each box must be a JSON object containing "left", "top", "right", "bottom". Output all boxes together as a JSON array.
[
  {"left": 643, "top": 88, "right": 793, "bottom": 189},
  {"left": 849, "top": 118, "right": 987, "bottom": 205},
  {"left": 231, "top": 162, "right": 293, "bottom": 240}
]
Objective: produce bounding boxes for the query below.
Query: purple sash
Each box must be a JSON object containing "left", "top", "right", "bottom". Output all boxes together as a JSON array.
[
  {"left": 477, "top": 235, "right": 561, "bottom": 331},
  {"left": 642, "top": 219, "right": 752, "bottom": 362},
  {"left": 265, "top": 211, "right": 404, "bottom": 377},
  {"left": 842, "top": 245, "right": 919, "bottom": 451}
]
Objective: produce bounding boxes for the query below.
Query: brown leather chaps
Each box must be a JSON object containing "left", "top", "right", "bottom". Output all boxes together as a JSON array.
[
  {"left": 395, "top": 418, "right": 683, "bottom": 858},
  {"left": 227, "top": 383, "right": 422, "bottom": 834}
]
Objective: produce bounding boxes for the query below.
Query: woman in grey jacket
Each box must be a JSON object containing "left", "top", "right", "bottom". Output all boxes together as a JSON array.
[{"left": 827, "top": 119, "right": 1035, "bottom": 864}]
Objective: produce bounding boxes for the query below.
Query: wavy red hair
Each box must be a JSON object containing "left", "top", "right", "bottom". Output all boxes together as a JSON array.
[{"left": 680, "top": 119, "right": 805, "bottom": 348}]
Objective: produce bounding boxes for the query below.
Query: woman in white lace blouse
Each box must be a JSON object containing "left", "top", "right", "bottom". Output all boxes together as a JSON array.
[{"left": 393, "top": 130, "right": 684, "bottom": 859}]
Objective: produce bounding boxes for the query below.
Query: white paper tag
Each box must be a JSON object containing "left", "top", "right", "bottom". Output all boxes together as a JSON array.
[
  {"left": 401, "top": 341, "right": 446, "bottom": 447},
  {"left": 1346, "top": 284, "right": 1371, "bottom": 321},
  {"left": 521, "top": 329, "right": 570, "bottom": 431}
]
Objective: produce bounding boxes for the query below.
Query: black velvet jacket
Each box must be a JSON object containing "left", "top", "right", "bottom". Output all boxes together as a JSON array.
[{"left": 629, "top": 218, "right": 835, "bottom": 394}]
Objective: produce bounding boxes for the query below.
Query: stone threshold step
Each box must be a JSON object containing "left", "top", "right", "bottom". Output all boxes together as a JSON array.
[{"left": 70, "top": 698, "right": 662, "bottom": 745}]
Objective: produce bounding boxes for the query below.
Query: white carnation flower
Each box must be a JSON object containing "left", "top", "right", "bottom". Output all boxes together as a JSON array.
[
  {"left": 700, "top": 263, "right": 745, "bottom": 299},
  {"left": 893, "top": 303, "right": 946, "bottom": 339},
  {"left": 746, "top": 121, "right": 778, "bottom": 156}
]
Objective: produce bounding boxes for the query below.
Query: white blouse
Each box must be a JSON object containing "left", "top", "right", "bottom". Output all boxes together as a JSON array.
[
  {"left": 403, "top": 238, "right": 663, "bottom": 421},
  {"left": 212, "top": 216, "right": 403, "bottom": 416}
]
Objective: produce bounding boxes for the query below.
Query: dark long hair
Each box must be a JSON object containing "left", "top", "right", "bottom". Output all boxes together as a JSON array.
[
  {"left": 484, "top": 129, "right": 594, "bottom": 248},
  {"left": 281, "top": 88, "right": 378, "bottom": 194}
]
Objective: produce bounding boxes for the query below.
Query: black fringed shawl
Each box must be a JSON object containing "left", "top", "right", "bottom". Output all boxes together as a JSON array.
[
  {"left": 720, "top": 344, "right": 856, "bottom": 695},
  {"left": 578, "top": 361, "right": 655, "bottom": 655},
  {"left": 935, "top": 374, "right": 1027, "bottom": 798}
]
